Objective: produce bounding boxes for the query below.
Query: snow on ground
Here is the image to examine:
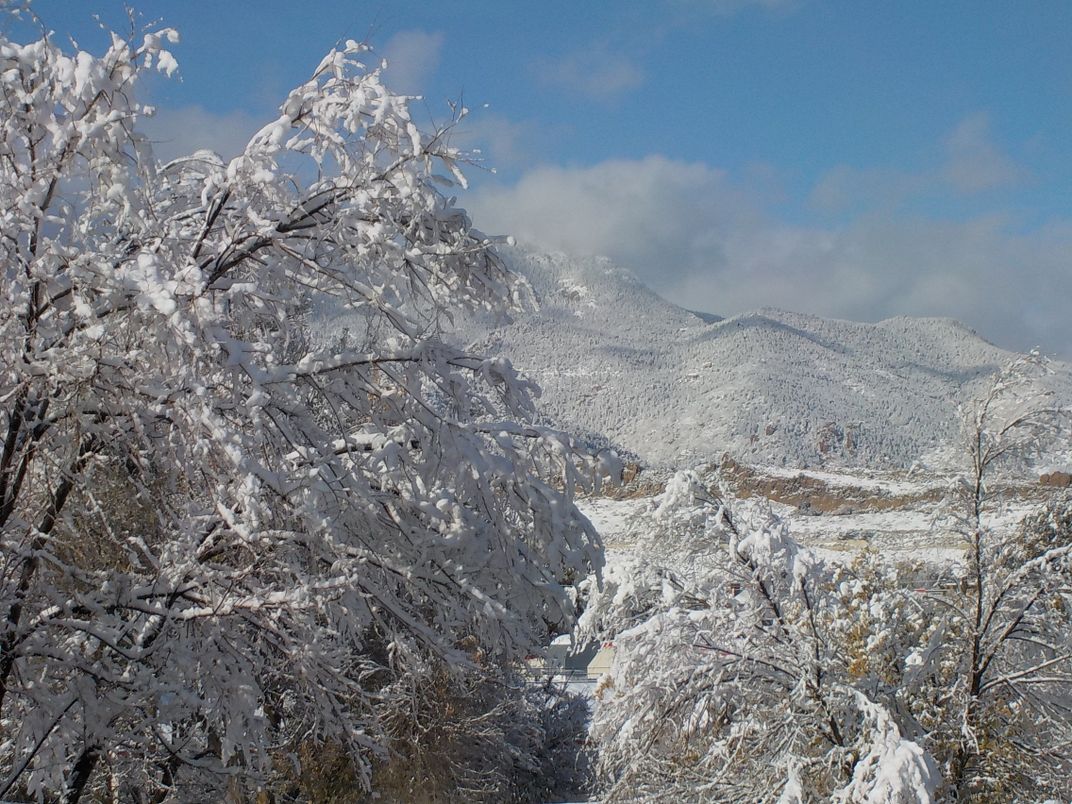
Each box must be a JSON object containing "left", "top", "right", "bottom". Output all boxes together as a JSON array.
[
  {"left": 784, "top": 493, "right": 1041, "bottom": 565},
  {"left": 565, "top": 474, "right": 1050, "bottom": 803},
  {"left": 578, "top": 469, "right": 1044, "bottom": 568},
  {"left": 578, "top": 496, "right": 650, "bottom": 545}
]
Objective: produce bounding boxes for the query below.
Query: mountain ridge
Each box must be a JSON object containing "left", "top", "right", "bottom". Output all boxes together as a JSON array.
[{"left": 454, "top": 248, "right": 1072, "bottom": 470}]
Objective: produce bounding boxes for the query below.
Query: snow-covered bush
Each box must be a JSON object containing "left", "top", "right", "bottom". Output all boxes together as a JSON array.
[
  {"left": 582, "top": 473, "right": 939, "bottom": 802},
  {"left": 0, "top": 16, "right": 600, "bottom": 801}
]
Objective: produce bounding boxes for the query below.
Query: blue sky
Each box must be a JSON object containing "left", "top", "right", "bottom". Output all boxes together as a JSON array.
[{"left": 21, "top": 1, "right": 1072, "bottom": 356}]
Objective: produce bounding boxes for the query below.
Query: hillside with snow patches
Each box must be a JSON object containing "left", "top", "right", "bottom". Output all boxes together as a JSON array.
[{"left": 454, "top": 248, "right": 1072, "bottom": 470}]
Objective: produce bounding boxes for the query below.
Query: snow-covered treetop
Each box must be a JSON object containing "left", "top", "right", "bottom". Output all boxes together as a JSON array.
[{"left": 0, "top": 18, "right": 603, "bottom": 800}]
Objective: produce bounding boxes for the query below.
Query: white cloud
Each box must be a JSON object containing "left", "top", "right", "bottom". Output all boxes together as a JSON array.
[
  {"left": 809, "top": 113, "right": 1027, "bottom": 215},
  {"left": 469, "top": 157, "right": 747, "bottom": 282},
  {"left": 380, "top": 29, "right": 444, "bottom": 95},
  {"left": 533, "top": 44, "right": 644, "bottom": 102},
  {"left": 141, "top": 105, "right": 261, "bottom": 163},
  {"left": 809, "top": 164, "right": 926, "bottom": 214},
  {"left": 941, "top": 112, "right": 1023, "bottom": 193},
  {"left": 451, "top": 112, "right": 536, "bottom": 170},
  {"left": 468, "top": 156, "right": 1072, "bottom": 357}
]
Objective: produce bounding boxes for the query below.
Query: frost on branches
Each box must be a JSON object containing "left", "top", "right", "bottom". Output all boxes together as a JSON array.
[{"left": 0, "top": 21, "right": 601, "bottom": 801}]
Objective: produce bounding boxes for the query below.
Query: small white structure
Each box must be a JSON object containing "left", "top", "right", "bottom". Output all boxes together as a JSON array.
[
  {"left": 528, "top": 636, "right": 607, "bottom": 681},
  {"left": 587, "top": 641, "right": 616, "bottom": 680},
  {"left": 546, "top": 633, "right": 573, "bottom": 671}
]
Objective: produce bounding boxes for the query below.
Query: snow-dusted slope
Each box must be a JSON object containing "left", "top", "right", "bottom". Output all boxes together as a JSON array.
[{"left": 454, "top": 248, "right": 1072, "bottom": 469}]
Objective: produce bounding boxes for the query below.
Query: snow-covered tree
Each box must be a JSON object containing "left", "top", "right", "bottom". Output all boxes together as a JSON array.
[
  {"left": 916, "top": 353, "right": 1072, "bottom": 800},
  {"left": 581, "top": 472, "right": 939, "bottom": 803},
  {"left": 0, "top": 17, "right": 601, "bottom": 801}
]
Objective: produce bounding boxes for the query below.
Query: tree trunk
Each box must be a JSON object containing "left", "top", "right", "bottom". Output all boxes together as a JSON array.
[{"left": 63, "top": 746, "right": 99, "bottom": 804}]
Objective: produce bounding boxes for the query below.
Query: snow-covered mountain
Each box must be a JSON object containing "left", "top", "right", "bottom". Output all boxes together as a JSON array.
[{"left": 455, "top": 248, "right": 1072, "bottom": 469}]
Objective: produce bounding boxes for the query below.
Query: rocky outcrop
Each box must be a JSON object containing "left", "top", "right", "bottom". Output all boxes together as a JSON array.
[
  {"left": 814, "top": 421, "right": 861, "bottom": 458},
  {"left": 719, "top": 454, "right": 941, "bottom": 514},
  {"left": 1041, "top": 471, "right": 1072, "bottom": 488}
]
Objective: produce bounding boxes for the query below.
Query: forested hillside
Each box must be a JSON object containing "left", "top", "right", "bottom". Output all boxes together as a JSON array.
[{"left": 451, "top": 248, "right": 1072, "bottom": 470}]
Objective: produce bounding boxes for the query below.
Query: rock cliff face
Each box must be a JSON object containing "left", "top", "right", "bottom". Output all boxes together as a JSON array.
[
  {"left": 718, "top": 455, "right": 943, "bottom": 514},
  {"left": 449, "top": 248, "right": 1072, "bottom": 470}
]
